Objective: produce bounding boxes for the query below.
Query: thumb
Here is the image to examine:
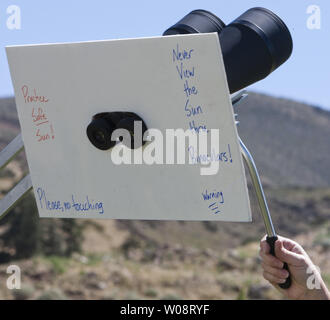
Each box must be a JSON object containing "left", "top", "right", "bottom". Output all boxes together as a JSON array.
[{"left": 275, "top": 240, "right": 305, "bottom": 266}]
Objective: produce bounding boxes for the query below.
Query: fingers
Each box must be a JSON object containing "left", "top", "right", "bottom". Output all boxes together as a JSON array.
[
  {"left": 260, "top": 236, "right": 289, "bottom": 285},
  {"left": 262, "top": 262, "right": 289, "bottom": 280},
  {"left": 277, "top": 235, "right": 303, "bottom": 253},
  {"left": 260, "top": 236, "right": 269, "bottom": 253},
  {"left": 260, "top": 251, "right": 284, "bottom": 269},
  {"left": 275, "top": 240, "right": 306, "bottom": 266},
  {"left": 260, "top": 235, "right": 306, "bottom": 267},
  {"left": 259, "top": 239, "right": 284, "bottom": 269},
  {"left": 263, "top": 271, "right": 288, "bottom": 285}
]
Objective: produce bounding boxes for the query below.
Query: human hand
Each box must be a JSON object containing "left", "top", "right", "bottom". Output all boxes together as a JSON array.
[{"left": 260, "top": 235, "right": 330, "bottom": 300}]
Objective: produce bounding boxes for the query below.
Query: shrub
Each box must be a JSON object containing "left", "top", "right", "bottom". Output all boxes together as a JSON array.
[{"left": 0, "top": 192, "right": 84, "bottom": 263}]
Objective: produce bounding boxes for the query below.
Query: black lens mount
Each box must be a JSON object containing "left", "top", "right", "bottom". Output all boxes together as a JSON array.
[
  {"left": 86, "top": 112, "right": 148, "bottom": 151},
  {"left": 163, "top": 9, "right": 225, "bottom": 35}
]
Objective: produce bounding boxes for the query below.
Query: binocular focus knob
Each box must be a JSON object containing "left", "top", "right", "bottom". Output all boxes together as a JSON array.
[{"left": 87, "top": 112, "right": 148, "bottom": 151}]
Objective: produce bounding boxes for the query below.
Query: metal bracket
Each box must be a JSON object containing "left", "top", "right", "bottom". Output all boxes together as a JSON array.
[
  {"left": 0, "top": 134, "right": 32, "bottom": 220},
  {"left": 239, "top": 137, "right": 276, "bottom": 237},
  {"left": 231, "top": 90, "right": 276, "bottom": 237},
  {"left": 0, "top": 90, "right": 277, "bottom": 238}
]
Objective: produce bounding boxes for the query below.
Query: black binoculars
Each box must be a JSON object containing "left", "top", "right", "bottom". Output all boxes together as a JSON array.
[
  {"left": 164, "top": 7, "right": 293, "bottom": 93},
  {"left": 87, "top": 112, "right": 148, "bottom": 150}
]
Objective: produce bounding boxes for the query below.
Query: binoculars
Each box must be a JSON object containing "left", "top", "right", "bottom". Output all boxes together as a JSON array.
[
  {"left": 87, "top": 7, "right": 293, "bottom": 150},
  {"left": 87, "top": 112, "right": 148, "bottom": 150},
  {"left": 164, "top": 7, "right": 293, "bottom": 93}
]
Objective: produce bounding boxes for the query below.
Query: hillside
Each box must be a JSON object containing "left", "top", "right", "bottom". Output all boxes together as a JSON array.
[
  {"left": 237, "top": 92, "right": 330, "bottom": 187},
  {"left": 0, "top": 97, "right": 20, "bottom": 147}
]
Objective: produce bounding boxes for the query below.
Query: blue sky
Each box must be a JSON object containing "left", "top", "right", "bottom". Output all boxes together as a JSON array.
[{"left": 0, "top": 0, "right": 329, "bottom": 109}]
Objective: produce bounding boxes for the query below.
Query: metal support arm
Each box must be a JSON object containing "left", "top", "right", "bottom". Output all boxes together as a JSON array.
[
  {"left": 0, "top": 133, "right": 32, "bottom": 220},
  {"left": 239, "top": 137, "right": 276, "bottom": 237}
]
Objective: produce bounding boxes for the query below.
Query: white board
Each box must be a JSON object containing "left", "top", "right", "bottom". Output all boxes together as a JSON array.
[{"left": 6, "top": 33, "right": 252, "bottom": 221}]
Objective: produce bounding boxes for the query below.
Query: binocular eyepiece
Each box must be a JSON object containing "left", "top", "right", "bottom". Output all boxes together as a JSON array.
[{"left": 164, "top": 7, "right": 293, "bottom": 93}]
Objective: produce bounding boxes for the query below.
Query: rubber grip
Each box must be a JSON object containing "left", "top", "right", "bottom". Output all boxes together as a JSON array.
[{"left": 266, "top": 236, "right": 291, "bottom": 289}]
